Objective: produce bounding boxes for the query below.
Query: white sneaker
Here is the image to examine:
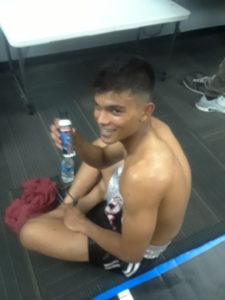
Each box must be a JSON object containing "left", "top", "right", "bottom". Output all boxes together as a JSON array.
[{"left": 195, "top": 95, "right": 225, "bottom": 113}]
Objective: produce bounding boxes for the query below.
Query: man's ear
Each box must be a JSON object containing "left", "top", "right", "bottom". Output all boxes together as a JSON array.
[{"left": 142, "top": 102, "right": 155, "bottom": 120}]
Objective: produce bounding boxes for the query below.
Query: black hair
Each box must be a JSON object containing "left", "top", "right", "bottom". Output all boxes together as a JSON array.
[{"left": 93, "top": 56, "right": 155, "bottom": 100}]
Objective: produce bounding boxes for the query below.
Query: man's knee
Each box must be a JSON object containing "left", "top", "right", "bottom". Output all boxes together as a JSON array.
[{"left": 19, "top": 219, "right": 43, "bottom": 250}]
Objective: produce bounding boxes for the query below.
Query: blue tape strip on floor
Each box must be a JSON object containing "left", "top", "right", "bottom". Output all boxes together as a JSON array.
[{"left": 94, "top": 234, "right": 225, "bottom": 300}]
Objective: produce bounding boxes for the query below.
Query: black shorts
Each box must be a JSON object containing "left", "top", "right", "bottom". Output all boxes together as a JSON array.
[{"left": 86, "top": 201, "right": 164, "bottom": 277}]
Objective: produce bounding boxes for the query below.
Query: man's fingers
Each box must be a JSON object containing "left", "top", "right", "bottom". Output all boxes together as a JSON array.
[
  {"left": 54, "top": 118, "right": 60, "bottom": 127},
  {"left": 50, "top": 124, "right": 60, "bottom": 137},
  {"left": 50, "top": 122, "right": 62, "bottom": 149},
  {"left": 50, "top": 119, "right": 77, "bottom": 150}
]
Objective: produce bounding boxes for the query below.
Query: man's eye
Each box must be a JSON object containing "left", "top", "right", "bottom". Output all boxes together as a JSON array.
[{"left": 111, "top": 108, "right": 122, "bottom": 115}]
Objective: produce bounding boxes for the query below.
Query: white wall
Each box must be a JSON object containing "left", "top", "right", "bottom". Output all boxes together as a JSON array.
[
  {"left": 177, "top": 0, "right": 225, "bottom": 31},
  {"left": 0, "top": 0, "right": 224, "bottom": 63}
]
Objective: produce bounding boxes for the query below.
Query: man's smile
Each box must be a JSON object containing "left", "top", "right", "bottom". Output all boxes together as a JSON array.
[{"left": 99, "top": 127, "right": 116, "bottom": 138}]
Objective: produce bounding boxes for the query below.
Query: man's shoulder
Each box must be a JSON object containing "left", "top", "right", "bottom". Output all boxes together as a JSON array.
[
  {"left": 120, "top": 161, "right": 170, "bottom": 210},
  {"left": 122, "top": 158, "right": 172, "bottom": 192},
  {"left": 151, "top": 116, "right": 171, "bottom": 132}
]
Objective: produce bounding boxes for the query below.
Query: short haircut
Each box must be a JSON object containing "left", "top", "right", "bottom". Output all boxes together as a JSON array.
[{"left": 93, "top": 56, "right": 155, "bottom": 100}]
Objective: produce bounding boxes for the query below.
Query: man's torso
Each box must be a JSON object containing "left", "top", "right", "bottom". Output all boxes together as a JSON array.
[{"left": 103, "top": 117, "right": 191, "bottom": 246}]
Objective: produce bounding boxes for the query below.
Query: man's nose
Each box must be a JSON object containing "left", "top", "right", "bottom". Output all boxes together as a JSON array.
[{"left": 96, "top": 110, "right": 110, "bottom": 125}]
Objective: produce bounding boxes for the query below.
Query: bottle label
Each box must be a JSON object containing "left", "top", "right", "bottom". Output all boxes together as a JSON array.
[
  {"left": 61, "top": 166, "right": 73, "bottom": 172},
  {"left": 60, "top": 128, "right": 74, "bottom": 156},
  {"left": 59, "top": 119, "right": 75, "bottom": 158}
]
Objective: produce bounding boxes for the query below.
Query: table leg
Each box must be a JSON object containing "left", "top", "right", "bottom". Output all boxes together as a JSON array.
[
  {"left": 161, "top": 21, "right": 180, "bottom": 81},
  {"left": 3, "top": 35, "right": 35, "bottom": 114},
  {"left": 168, "top": 21, "right": 180, "bottom": 63},
  {"left": 3, "top": 34, "right": 14, "bottom": 72}
]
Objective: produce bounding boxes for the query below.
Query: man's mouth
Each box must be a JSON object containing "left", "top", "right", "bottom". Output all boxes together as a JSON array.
[{"left": 100, "top": 128, "right": 115, "bottom": 137}]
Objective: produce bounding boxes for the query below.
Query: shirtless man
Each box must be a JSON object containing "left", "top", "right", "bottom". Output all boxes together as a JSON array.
[{"left": 19, "top": 56, "right": 191, "bottom": 277}]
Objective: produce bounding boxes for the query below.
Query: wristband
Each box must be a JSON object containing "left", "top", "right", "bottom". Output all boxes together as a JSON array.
[{"left": 67, "top": 191, "right": 79, "bottom": 207}]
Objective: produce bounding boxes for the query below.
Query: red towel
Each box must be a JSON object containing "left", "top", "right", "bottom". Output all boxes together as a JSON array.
[{"left": 4, "top": 178, "right": 57, "bottom": 234}]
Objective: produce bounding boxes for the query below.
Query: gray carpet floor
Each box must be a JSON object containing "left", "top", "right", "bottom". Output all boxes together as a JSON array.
[{"left": 0, "top": 27, "right": 225, "bottom": 299}]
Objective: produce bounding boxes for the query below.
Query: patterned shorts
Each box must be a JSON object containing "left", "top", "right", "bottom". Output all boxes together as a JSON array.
[{"left": 86, "top": 202, "right": 165, "bottom": 277}]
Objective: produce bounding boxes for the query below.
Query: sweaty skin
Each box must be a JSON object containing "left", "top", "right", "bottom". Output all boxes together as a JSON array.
[
  {"left": 124, "top": 116, "right": 191, "bottom": 246},
  {"left": 67, "top": 91, "right": 191, "bottom": 262},
  {"left": 85, "top": 119, "right": 191, "bottom": 261},
  {"left": 19, "top": 91, "right": 191, "bottom": 264}
]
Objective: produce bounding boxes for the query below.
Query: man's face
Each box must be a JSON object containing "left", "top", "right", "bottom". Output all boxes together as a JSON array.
[{"left": 94, "top": 91, "right": 147, "bottom": 144}]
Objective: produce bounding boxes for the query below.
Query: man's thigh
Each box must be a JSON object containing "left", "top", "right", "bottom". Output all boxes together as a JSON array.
[{"left": 20, "top": 215, "right": 89, "bottom": 262}]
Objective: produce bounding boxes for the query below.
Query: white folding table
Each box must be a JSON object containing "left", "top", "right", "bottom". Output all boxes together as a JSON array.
[{"left": 0, "top": 0, "right": 190, "bottom": 113}]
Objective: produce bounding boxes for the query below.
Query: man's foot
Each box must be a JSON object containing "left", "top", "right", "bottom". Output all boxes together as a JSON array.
[
  {"left": 183, "top": 73, "right": 218, "bottom": 98},
  {"left": 195, "top": 94, "right": 225, "bottom": 113}
]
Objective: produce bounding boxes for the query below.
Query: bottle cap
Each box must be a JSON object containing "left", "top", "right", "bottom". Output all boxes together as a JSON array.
[{"left": 59, "top": 119, "right": 72, "bottom": 127}]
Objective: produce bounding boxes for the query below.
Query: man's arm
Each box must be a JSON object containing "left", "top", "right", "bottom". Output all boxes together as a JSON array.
[
  {"left": 63, "top": 138, "right": 124, "bottom": 204},
  {"left": 70, "top": 171, "right": 169, "bottom": 262},
  {"left": 73, "top": 131, "right": 125, "bottom": 169},
  {"left": 50, "top": 120, "right": 124, "bottom": 170},
  {"left": 63, "top": 162, "right": 100, "bottom": 204}
]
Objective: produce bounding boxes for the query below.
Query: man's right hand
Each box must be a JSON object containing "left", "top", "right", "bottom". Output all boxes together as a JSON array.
[{"left": 50, "top": 119, "right": 62, "bottom": 149}]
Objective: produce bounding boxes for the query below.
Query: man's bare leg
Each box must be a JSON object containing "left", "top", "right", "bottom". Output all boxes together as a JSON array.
[
  {"left": 19, "top": 173, "right": 107, "bottom": 261},
  {"left": 19, "top": 137, "right": 124, "bottom": 260},
  {"left": 19, "top": 215, "right": 89, "bottom": 261},
  {"left": 19, "top": 164, "right": 122, "bottom": 261}
]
